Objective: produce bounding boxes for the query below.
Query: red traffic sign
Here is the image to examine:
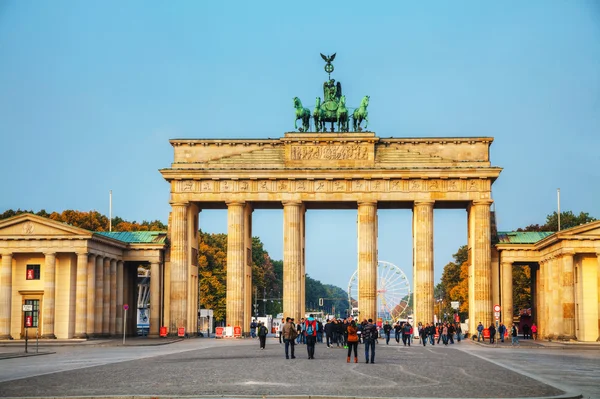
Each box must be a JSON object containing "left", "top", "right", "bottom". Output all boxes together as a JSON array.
[
  {"left": 123, "top": 304, "right": 129, "bottom": 310},
  {"left": 493, "top": 304, "right": 501, "bottom": 312}
]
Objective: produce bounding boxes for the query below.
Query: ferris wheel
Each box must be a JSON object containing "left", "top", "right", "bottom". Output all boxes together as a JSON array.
[{"left": 347, "top": 260, "right": 411, "bottom": 321}]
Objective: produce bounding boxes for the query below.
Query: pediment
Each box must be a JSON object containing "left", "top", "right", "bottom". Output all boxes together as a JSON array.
[
  {"left": 558, "top": 220, "right": 600, "bottom": 238},
  {"left": 0, "top": 213, "right": 92, "bottom": 238}
]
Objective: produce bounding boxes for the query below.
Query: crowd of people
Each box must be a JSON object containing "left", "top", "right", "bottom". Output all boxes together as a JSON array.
[{"left": 259, "top": 315, "right": 469, "bottom": 363}]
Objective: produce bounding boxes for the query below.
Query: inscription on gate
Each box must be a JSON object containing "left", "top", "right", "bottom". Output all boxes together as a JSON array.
[{"left": 290, "top": 145, "right": 369, "bottom": 160}]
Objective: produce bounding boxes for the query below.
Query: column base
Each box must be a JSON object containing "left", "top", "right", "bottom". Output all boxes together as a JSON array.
[
  {"left": 73, "top": 333, "right": 88, "bottom": 339},
  {"left": 40, "top": 334, "right": 56, "bottom": 339},
  {"left": 556, "top": 334, "right": 577, "bottom": 341},
  {"left": 0, "top": 334, "right": 13, "bottom": 340}
]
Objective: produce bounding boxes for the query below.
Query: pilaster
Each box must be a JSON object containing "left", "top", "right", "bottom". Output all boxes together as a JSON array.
[
  {"left": 358, "top": 201, "right": 378, "bottom": 322},
  {"left": 468, "top": 200, "right": 493, "bottom": 329},
  {"left": 149, "top": 261, "right": 160, "bottom": 337},
  {"left": 0, "top": 253, "right": 13, "bottom": 339},
  {"left": 412, "top": 200, "right": 434, "bottom": 325},
  {"left": 74, "top": 252, "right": 89, "bottom": 338},
  {"left": 283, "top": 201, "right": 304, "bottom": 322},
  {"left": 41, "top": 252, "right": 57, "bottom": 339},
  {"left": 501, "top": 260, "right": 513, "bottom": 329},
  {"left": 560, "top": 251, "right": 575, "bottom": 340},
  {"left": 169, "top": 202, "right": 189, "bottom": 335},
  {"left": 226, "top": 201, "right": 246, "bottom": 329}
]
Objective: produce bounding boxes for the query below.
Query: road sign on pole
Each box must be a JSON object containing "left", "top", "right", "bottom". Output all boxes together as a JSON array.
[{"left": 493, "top": 304, "right": 501, "bottom": 312}]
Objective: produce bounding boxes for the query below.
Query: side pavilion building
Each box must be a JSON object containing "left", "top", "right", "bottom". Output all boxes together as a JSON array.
[
  {"left": 496, "top": 221, "right": 600, "bottom": 342},
  {"left": 0, "top": 213, "right": 166, "bottom": 340}
]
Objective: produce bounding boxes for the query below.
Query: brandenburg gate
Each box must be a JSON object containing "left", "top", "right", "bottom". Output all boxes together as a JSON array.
[{"left": 160, "top": 132, "right": 502, "bottom": 335}]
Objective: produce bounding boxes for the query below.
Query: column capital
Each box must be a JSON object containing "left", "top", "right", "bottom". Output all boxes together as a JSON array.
[
  {"left": 472, "top": 199, "right": 494, "bottom": 206},
  {"left": 0, "top": 251, "right": 13, "bottom": 257},
  {"left": 169, "top": 201, "right": 189, "bottom": 207},
  {"left": 43, "top": 251, "right": 56, "bottom": 257},
  {"left": 226, "top": 201, "right": 246, "bottom": 207},
  {"left": 413, "top": 200, "right": 435, "bottom": 206},
  {"left": 282, "top": 200, "right": 303, "bottom": 207},
  {"left": 559, "top": 250, "right": 576, "bottom": 257},
  {"left": 75, "top": 251, "right": 89, "bottom": 257},
  {"left": 357, "top": 201, "right": 377, "bottom": 207}
]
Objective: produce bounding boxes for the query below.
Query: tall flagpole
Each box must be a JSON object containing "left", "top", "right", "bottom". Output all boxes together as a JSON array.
[
  {"left": 109, "top": 190, "right": 113, "bottom": 232},
  {"left": 557, "top": 188, "right": 561, "bottom": 231}
]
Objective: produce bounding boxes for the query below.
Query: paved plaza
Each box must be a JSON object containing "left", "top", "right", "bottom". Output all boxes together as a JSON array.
[{"left": 0, "top": 336, "right": 597, "bottom": 399}]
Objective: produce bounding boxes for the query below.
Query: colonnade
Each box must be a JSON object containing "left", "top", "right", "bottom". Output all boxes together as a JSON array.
[
  {"left": 167, "top": 198, "right": 494, "bottom": 334},
  {"left": 0, "top": 251, "right": 149, "bottom": 339}
]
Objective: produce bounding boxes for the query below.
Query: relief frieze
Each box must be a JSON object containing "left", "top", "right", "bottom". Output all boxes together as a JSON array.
[{"left": 290, "top": 145, "right": 369, "bottom": 160}]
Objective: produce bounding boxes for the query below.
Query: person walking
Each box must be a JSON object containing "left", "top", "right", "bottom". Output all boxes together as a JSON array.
[
  {"left": 455, "top": 322, "right": 462, "bottom": 342},
  {"left": 305, "top": 314, "right": 318, "bottom": 359},
  {"left": 441, "top": 323, "right": 449, "bottom": 345},
  {"left": 511, "top": 323, "right": 520, "bottom": 346},
  {"left": 278, "top": 318, "right": 285, "bottom": 345},
  {"left": 282, "top": 317, "right": 297, "bottom": 359},
  {"left": 402, "top": 322, "right": 411, "bottom": 346},
  {"left": 257, "top": 322, "right": 268, "bottom": 349},
  {"left": 346, "top": 320, "right": 359, "bottom": 363},
  {"left": 531, "top": 323, "right": 538, "bottom": 340},
  {"left": 489, "top": 323, "right": 496, "bottom": 344},
  {"left": 498, "top": 322, "right": 506, "bottom": 343},
  {"left": 250, "top": 319, "right": 257, "bottom": 339},
  {"left": 394, "top": 321, "right": 402, "bottom": 344},
  {"left": 447, "top": 323, "right": 455, "bottom": 344},
  {"left": 419, "top": 322, "right": 428, "bottom": 346},
  {"left": 325, "top": 319, "right": 333, "bottom": 347},
  {"left": 476, "top": 322, "right": 484, "bottom": 342},
  {"left": 383, "top": 321, "right": 392, "bottom": 345},
  {"left": 362, "top": 319, "right": 377, "bottom": 363}
]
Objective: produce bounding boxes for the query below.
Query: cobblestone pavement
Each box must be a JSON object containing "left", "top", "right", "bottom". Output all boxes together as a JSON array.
[{"left": 0, "top": 337, "right": 590, "bottom": 399}]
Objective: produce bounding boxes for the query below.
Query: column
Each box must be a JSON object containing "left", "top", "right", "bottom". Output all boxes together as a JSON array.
[
  {"left": 86, "top": 254, "right": 97, "bottom": 336},
  {"left": 243, "top": 205, "right": 253, "bottom": 336},
  {"left": 0, "top": 253, "right": 13, "bottom": 339},
  {"left": 94, "top": 256, "right": 104, "bottom": 337},
  {"left": 547, "top": 256, "right": 561, "bottom": 339},
  {"left": 468, "top": 200, "right": 493, "bottom": 329},
  {"left": 116, "top": 261, "right": 124, "bottom": 335},
  {"left": 102, "top": 257, "right": 110, "bottom": 336},
  {"left": 501, "top": 260, "right": 513, "bottom": 329},
  {"left": 109, "top": 259, "right": 117, "bottom": 335},
  {"left": 74, "top": 252, "right": 89, "bottom": 338},
  {"left": 149, "top": 261, "right": 160, "bottom": 337},
  {"left": 561, "top": 252, "right": 575, "bottom": 339},
  {"left": 412, "top": 200, "right": 434, "bottom": 325},
  {"left": 300, "top": 203, "right": 306, "bottom": 319},
  {"left": 226, "top": 201, "right": 245, "bottom": 329},
  {"left": 170, "top": 202, "right": 189, "bottom": 334},
  {"left": 358, "top": 201, "right": 378, "bottom": 322},
  {"left": 283, "top": 201, "right": 303, "bottom": 322},
  {"left": 41, "top": 252, "right": 57, "bottom": 339}
]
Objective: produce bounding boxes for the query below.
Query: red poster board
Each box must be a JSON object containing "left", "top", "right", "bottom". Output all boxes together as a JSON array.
[
  {"left": 233, "top": 326, "right": 242, "bottom": 337},
  {"left": 159, "top": 326, "right": 167, "bottom": 337},
  {"left": 25, "top": 315, "right": 33, "bottom": 327},
  {"left": 215, "top": 326, "right": 224, "bottom": 338},
  {"left": 177, "top": 327, "right": 185, "bottom": 337}
]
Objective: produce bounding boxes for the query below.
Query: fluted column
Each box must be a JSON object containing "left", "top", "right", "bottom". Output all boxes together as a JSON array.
[
  {"left": 149, "top": 261, "right": 160, "bottom": 337},
  {"left": 358, "top": 201, "right": 378, "bottom": 322},
  {"left": 109, "top": 259, "right": 117, "bottom": 335},
  {"left": 116, "top": 260, "right": 124, "bottom": 334},
  {"left": 501, "top": 260, "right": 513, "bottom": 329},
  {"left": 413, "top": 200, "right": 434, "bottom": 325},
  {"left": 300, "top": 203, "right": 306, "bottom": 319},
  {"left": 94, "top": 256, "right": 104, "bottom": 337},
  {"left": 226, "top": 201, "right": 245, "bottom": 329},
  {"left": 41, "top": 252, "right": 57, "bottom": 339},
  {"left": 561, "top": 252, "right": 575, "bottom": 339},
  {"left": 169, "top": 202, "right": 189, "bottom": 334},
  {"left": 86, "top": 254, "right": 97, "bottom": 336},
  {"left": 74, "top": 252, "right": 89, "bottom": 338},
  {"left": 102, "top": 257, "right": 110, "bottom": 336},
  {"left": 0, "top": 253, "right": 13, "bottom": 339},
  {"left": 283, "top": 201, "right": 303, "bottom": 322},
  {"left": 243, "top": 205, "right": 253, "bottom": 336},
  {"left": 468, "top": 200, "right": 493, "bottom": 328}
]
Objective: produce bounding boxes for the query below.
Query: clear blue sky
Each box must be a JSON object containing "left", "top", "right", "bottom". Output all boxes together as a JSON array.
[{"left": 1, "top": 1, "right": 599, "bottom": 292}]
